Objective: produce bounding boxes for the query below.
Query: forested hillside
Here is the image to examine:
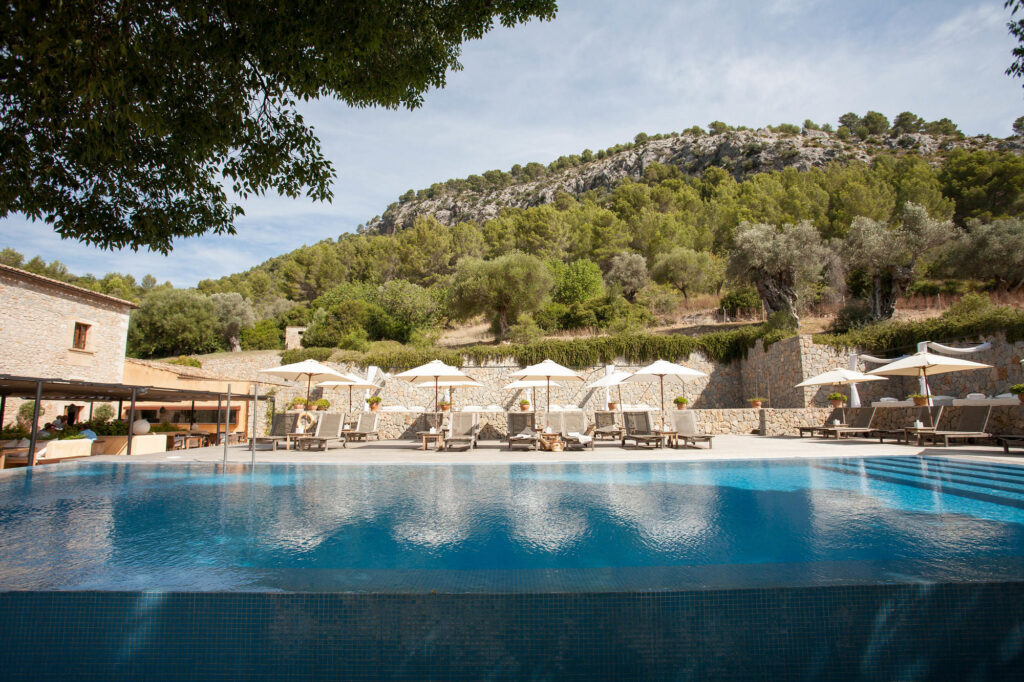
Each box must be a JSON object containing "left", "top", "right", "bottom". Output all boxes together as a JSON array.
[{"left": 4, "top": 111, "right": 1024, "bottom": 365}]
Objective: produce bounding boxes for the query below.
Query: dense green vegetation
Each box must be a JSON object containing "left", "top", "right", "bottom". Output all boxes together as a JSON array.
[{"left": 3, "top": 114, "right": 1024, "bottom": 361}]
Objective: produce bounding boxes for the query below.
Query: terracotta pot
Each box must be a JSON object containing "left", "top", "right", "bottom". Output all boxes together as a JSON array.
[
  {"left": 1018, "top": 394, "right": 1024, "bottom": 404},
  {"left": 749, "top": 401, "right": 763, "bottom": 409},
  {"left": 369, "top": 402, "right": 381, "bottom": 412},
  {"left": 912, "top": 397, "right": 928, "bottom": 406},
  {"left": 440, "top": 404, "right": 450, "bottom": 412},
  {"left": 520, "top": 404, "right": 530, "bottom": 412},
  {"left": 675, "top": 403, "right": 687, "bottom": 410},
  {"left": 607, "top": 402, "right": 618, "bottom": 411},
  {"left": 829, "top": 399, "right": 845, "bottom": 408}
]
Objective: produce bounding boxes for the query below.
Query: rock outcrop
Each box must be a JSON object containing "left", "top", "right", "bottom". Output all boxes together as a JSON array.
[{"left": 365, "top": 129, "right": 1020, "bottom": 234}]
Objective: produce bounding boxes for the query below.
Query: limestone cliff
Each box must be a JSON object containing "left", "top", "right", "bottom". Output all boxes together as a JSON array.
[{"left": 364, "top": 128, "right": 1019, "bottom": 234}]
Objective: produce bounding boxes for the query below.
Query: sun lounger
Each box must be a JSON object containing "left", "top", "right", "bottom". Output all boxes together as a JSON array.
[
  {"left": 871, "top": 406, "right": 943, "bottom": 443},
  {"left": 296, "top": 413, "right": 346, "bottom": 451},
  {"left": 817, "top": 408, "right": 876, "bottom": 439},
  {"left": 996, "top": 436, "right": 1024, "bottom": 454},
  {"left": 344, "top": 413, "right": 380, "bottom": 446},
  {"left": 621, "top": 411, "right": 663, "bottom": 448},
  {"left": 797, "top": 408, "right": 847, "bottom": 438},
  {"left": 558, "top": 411, "right": 594, "bottom": 450},
  {"left": 444, "top": 412, "right": 480, "bottom": 451},
  {"left": 254, "top": 413, "right": 299, "bottom": 450},
  {"left": 671, "top": 410, "right": 713, "bottom": 449},
  {"left": 507, "top": 412, "right": 539, "bottom": 450},
  {"left": 593, "top": 411, "right": 623, "bottom": 440},
  {"left": 918, "top": 406, "right": 992, "bottom": 447}
]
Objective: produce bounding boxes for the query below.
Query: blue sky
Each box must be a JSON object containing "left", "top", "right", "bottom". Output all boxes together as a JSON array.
[{"left": 1, "top": 0, "right": 1021, "bottom": 287}]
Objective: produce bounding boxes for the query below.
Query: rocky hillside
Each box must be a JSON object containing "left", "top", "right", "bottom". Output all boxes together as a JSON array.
[{"left": 365, "top": 128, "right": 1020, "bottom": 234}]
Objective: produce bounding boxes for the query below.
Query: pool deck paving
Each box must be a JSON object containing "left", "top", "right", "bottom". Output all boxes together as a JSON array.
[{"left": 86, "top": 434, "right": 1024, "bottom": 466}]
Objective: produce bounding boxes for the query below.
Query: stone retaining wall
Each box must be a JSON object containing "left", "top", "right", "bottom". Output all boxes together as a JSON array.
[{"left": 184, "top": 333, "right": 1024, "bottom": 439}]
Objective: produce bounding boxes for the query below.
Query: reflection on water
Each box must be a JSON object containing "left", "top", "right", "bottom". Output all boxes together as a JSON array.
[{"left": 1, "top": 457, "right": 1023, "bottom": 590}]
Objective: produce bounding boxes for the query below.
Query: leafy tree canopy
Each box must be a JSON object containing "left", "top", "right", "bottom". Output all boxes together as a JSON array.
[{"left": 0, "top": 0, "right": 557, "bottom": 253}]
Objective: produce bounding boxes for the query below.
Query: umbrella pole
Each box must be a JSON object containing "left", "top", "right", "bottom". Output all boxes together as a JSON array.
[
  {"left": 547, "top": 376, "right": 551, "bottom": 427},
  {"left": 435, "top": 377, "right": 439, "bottom": 428},
  {"left": 349, "top": 386, "right": 353, "bottom": 418},
  {"left": 306, "top": 375, "right": 312, "bottom": 405},
  {"left": 660, "top": 375, "right": 665, "bottom": 430}
]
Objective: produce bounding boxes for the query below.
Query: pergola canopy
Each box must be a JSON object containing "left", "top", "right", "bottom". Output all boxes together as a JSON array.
[{"left": 0, "top": 374, "right": 264, "bottom": 403}]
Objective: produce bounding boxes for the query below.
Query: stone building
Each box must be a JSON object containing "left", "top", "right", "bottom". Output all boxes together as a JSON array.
[
  {"left": 0, "top": 264, "right": 136, "bottom": 425},
  {"left": 284, "top": 326, "right": 307, "bottom": 350}
]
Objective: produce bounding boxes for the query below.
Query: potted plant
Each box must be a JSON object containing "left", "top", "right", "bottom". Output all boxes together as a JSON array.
[
  {"left": 907, "top": 393, "right": 928, "bottom": 406},
  {"left": 438, "top": 399, "right": 451, "bottom": 412},
  {"left": 673, "top": 396, "right": 689, "bottom": 410},
  {"left": 607, "top": 400, "right": 618, "bottom": 411},
  {"left": 519, "top": 399, "right": 531, "bottom": 412},
  {"left": 367, "top": 396, "right": 383, "bottom": 412},
  {"left": 826, "top": 392, "right": 847, "bottom": 408},
  {"left": 314, "top": 398, "right": 330, "bottom": 411},
  {"left": 749, "top": 397, "right": 766, "bottom": 409},
  {"left": 0, "top": 423, "right": 28, "bottom": 447},
  {"left": 1010, "top": 384, "right": 1024, "bottom": 404},
  {"left": 288, "top": 397, "right": 308, "bottom": 411}
]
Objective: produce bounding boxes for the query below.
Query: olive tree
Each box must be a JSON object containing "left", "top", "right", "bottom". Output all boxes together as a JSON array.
[
  {"left": 953, "top": 217, "right": 1024, "bottom": 291},
  {"left": 843, "top": 203, "right": 955, "bottom": 320},
  {"left": 210, "top": 293, "right": 255, "bottom": 351},
  {"left": 651, "top": 247, "right": 725, "bottom": 299},
  {"left": 727, "top": 221, "right": 830, "bottom": 321},
  {"left": 605, "top": 252, "right": 650, "bottom": 301},
  {"left": 449, "top": 252, "right": 553, "bottom": 339}
]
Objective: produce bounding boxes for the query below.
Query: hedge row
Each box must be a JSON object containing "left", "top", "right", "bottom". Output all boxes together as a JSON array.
[
  {"left": 280, "top": 324, "right": 792, "bottom": 371},
  {"left": 814, "top": 305, "right": 1024, "bottom": 355}
]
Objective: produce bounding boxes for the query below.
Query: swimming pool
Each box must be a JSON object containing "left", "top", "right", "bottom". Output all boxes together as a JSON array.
[{"left": 2, "top": 457, "right": 1023, "bottom": 679}]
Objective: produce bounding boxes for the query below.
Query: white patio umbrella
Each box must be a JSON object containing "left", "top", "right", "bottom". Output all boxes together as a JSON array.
[
  {"left": 413, "top": 377, "right": 483, "bottom": 410},
  {"left": 258, "top": 359, "right": 348, "bottom": 405},
  {"left": 503, "top": 379, "right": 563, "bottom": 410},
  {"left": 509, "top": 359, "right": 583, "bottom": 422},
  {"left": 795, "top": 368, "right": 887, "bottom": 405},
  {"left": 866, "top": 351, "right": 991, "bottom": 405},
  {"left": 393, "top": 360, "right": 471, "bottom": 414},
  {"left": 585, "top": 370, "right": 633, "bottom": 409},
  {"left": 625, "top": 360, "right": 707, "bottom": 428},
  {"left": 318, "top": 373, "right": 382, "bottom": 414}
]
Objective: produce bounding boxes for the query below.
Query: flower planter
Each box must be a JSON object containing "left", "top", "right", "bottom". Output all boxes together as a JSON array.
[
  {"left": 520, "top": 404, "right": 531, "bottom": 412},
  {"left": 912, "top": 397, "right": 928, "bottom": 407},
  {"left": 829, "top": 399, "right": 845, "bottom": 408},
  {"left": 369, "top": 403, "right": 381, "bottom": 412},
  {"left": 94, "top": 434, "right": 168, "bottom": 455},
  {"left": 675, "top": 404, "right": 687, "bottom": 410},
  {"left": 440, "top": 405, "right": 451, "bottom": 412},
  {"left": 607, "top": 402, "right": 618, "bottom": 411},
  {"left": 749, "top": 401, "right": 763, "bottom": 409}
]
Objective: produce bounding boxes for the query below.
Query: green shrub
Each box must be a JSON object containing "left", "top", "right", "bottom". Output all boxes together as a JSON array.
[
  {"left": 816, "top": 303, "right": 1024, "bottom": 353},
  {"left": 826, "top": 392, "right": 847, "bottom": 402},
  {"left": 93, "top": 404, "right": 115, "bottom": 421},
  {"left": 150, "top": 422, "right": 181, "bottom": 432},
  {"left": 719, "top": 287, "right": 761, "bottom": 317},
  {"left": 1010, "top": 384, "right": 1024, "bottom": 395},
  {"left": 0, "top": 423, "right": 29, "bottom": 440},
  {"left": 828, "top": 302, "right": 873, "bottom": 333},
  {"left": 17, "top": 401, "right": 43, "bottom": 424},
  {"left": 82, "top": 419, "right": 129, "bottom": 436},
  {"left": 280, "top": 347, "right": 331, "bottom": 364},
  {"left": 289, "top": 397, "right": 308, "bottom": 409},
  {"left": 165, "top": 355, "right": 202, "bottom": 368},
  {"left": 507, "top": 314, "right": 544, "bottom": 344},
  {"left": 535, "top": 302, "right": 569, "bottom": 332}
]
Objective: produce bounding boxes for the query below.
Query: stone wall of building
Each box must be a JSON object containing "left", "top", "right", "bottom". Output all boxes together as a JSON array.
[
  {"left": 284, "top": 327, "right": 307, "bottom": 350},
  {"left": 0, "top": 267, "right": 131, "bottom": 383}
]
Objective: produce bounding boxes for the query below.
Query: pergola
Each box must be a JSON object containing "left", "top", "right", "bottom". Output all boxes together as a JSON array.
[{"left": 0, "top": 374, "right": 271, "bottom": 466}]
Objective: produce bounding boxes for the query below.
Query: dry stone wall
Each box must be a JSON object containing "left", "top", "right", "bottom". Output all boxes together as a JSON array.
[{"left": 184, "top": 333, "right": 1024, "bottom": 438}]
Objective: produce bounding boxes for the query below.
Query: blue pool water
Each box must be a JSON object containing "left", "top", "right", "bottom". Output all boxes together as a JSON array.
[{"left": 2, "top": 456, "right": 1024, "bottom": 592}]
